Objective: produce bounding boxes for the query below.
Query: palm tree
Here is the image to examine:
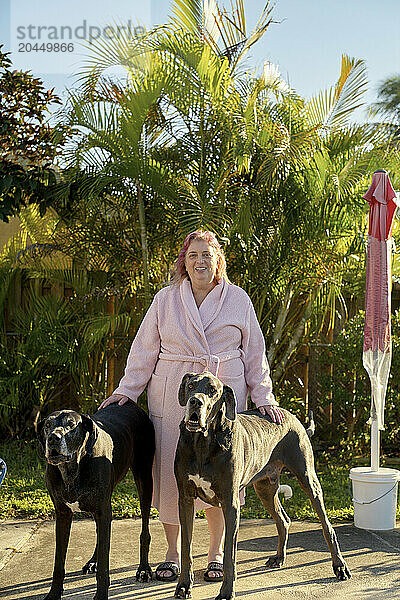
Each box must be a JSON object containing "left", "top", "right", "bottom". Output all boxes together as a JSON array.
[
  {"left": 0, "top": 204, "right": 134, "bottom": 436},
  {"left": 371, "top": 75, "right": 400, "bottom": 123},
  {"left": 56, "top": 0, "right": 279, "bottom": 296},
  {"left": 58, "top": 4, "right": 400, "bottom": 396},
  {"left": 369, "top": 75, "right": 400, "bottom": 146},
  {"left": 227, "top": 55, "right": 400, "bottom": 391},
  {"left": 3, "top": 0, "right": 400, "bottom": 440}
]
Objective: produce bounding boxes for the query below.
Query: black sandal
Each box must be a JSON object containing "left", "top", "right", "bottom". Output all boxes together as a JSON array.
[
  {"left": 204, "top": 561, "right": 223, "bottom": 582},
  {"left": 155, "top": 561, "right": 180, "bottom": 582}
]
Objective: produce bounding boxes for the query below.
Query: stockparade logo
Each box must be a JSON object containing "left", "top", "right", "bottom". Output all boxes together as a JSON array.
[{"left": 9, "top": 1, "right": 151, "bottom": 75}]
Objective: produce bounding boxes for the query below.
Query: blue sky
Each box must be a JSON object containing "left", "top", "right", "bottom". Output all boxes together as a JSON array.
[{"left": 1, "top": 0, "right": 399, "bottom": 119}]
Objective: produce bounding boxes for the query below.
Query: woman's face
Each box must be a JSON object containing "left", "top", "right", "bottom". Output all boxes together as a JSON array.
[{"left": 184, "top": 239, "right": 218, "bottom": 289}]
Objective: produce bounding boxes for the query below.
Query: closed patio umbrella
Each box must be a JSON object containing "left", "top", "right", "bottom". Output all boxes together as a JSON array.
[{"left": 362, "top": 169, "right": 398, "bottom": 470}]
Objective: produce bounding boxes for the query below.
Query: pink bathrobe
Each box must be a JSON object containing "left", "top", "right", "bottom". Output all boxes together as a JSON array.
[{"left": 113, "top": 278, "right": 277, "bottom": 524}]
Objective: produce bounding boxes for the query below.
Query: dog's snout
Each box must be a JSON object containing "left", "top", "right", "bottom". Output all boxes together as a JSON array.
[
  {"left": 189, "top": 396, "right": 204, "bottom": 409},
  {"left": 48, "top": 430, "right": 63, "bottom": 444}
]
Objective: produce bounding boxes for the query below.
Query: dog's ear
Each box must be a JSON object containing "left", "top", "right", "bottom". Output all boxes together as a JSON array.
[
  {"left": 178, "top": 373, "right": 197, "bottom": 406},
  {"left": 81, "top": 415, "right": 97, "bottom": 456},
  {"left": 82, "top": 414, "right": 94, "bottom": 434},
  {"left": 222, "top": 385, "right": 237, "bottom": 421},
  {"left": 36, "top": 419, "right": 46, "bottom": 456}
]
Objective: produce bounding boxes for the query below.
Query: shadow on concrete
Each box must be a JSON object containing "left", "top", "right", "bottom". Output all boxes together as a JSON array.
[{"left": 2, "top": 520, "right": 400, "bottom": 600}]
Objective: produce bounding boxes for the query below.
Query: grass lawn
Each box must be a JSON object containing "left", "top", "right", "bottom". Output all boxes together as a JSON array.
[{"left": 1, "top": 440, "right": 398, "bottom": 522}]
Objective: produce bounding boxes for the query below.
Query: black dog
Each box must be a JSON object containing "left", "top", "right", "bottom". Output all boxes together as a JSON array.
[
  {"left": 174, "top": 372, "right": 350, "bottom": 600},
  {"left": 37, "top": 402, "right": 155, "bottom": 600}
]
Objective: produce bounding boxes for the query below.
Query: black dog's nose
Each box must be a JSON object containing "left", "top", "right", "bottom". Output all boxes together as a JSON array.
[
  {"left": 189, "top": 396, "right": 203, "bottom": 409},
  {"left": 48, "top": 431, "right": 63, "bottom": 444}
]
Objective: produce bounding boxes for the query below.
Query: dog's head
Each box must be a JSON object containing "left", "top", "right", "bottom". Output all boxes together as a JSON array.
[
  {"left": 178, "top": 371, "right": 236, "bottom": 434},
  {"left": 37, "top": 410, "right": 95, "bottom": 466}
]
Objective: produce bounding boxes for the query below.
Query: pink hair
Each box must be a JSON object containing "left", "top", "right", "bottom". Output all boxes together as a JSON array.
[{"left": 170, "top": 230, "right": 229, "bottom": 285}]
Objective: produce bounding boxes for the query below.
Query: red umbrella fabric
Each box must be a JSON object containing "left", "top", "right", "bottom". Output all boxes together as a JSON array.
[{"left": 363, "top": 170, "right": 398, "bottom": 432}]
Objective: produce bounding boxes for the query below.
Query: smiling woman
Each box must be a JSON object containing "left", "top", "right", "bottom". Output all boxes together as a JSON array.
[
  {"left": 185, "top": 240, "right": 216, "bottom": 287},
  {"left": 170, "top": 230, "right": 229, "bottom": 287},
  {"left": 99, "top": 229, "right": 284, "bottom": 582},
  {"left": 184, "top": 240, "right": 219, "bottom": 307}
]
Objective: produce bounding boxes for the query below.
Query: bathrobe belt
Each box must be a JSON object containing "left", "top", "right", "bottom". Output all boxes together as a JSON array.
[{"left": 158, "top": 350, "right": 243, "bottom": 377}]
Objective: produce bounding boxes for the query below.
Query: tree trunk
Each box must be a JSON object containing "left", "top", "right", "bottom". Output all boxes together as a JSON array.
[
  {"left": 267, "top": 286, "right": 293, "bottom": 366},
  {"left": 106, "top": 295, "right": 115, "bottom": 397},
  {"left": 304, "top": 341, "right": 309, "bottom": 414},
  {"left": 272, "top": 285, "right": 322, "bottom": 384},
  {"left": 325, "top": 326, "right": 334, "bottom": 426},
  {"left": 136, "top": 180, "right": 150, "bottom": 306}
]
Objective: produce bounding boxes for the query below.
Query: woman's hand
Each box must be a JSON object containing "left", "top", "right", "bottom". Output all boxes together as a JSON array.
[
  {"left": 258, "top": 404, "right": 285, "bottom": 424},
  {"left": 99, "top": 394, "right": 131, "bottom": 410}
]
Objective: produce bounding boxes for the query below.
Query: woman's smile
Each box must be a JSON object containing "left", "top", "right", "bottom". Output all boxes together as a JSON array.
[{"left": 185, "top": 239, "right": 218, "bottom": 288}]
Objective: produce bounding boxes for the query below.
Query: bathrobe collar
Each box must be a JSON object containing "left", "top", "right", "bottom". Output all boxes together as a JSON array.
[
  {"left": 180, "top": 278, "right": 229, "bottom": 337},
  {"left": 199, "top": 278, "right": 229, "bottom": 330}
]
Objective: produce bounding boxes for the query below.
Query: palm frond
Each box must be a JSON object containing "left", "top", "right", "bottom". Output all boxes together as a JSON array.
[
  {"left": 81, "top": 313, "right": 132, "bottom": 347},
  {"left": 305, "top": 55, "right": 368, "bottom": 130},
  {"left": 170, "top": 0, "right": 203, "bottom": 34}
]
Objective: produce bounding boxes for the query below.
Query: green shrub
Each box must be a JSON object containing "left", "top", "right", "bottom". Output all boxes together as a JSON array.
[{"left": 317, "top": 309, "right": 400, "bottom": 455}]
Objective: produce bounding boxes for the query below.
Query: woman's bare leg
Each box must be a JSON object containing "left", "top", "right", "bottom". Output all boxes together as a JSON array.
[
  {"left": 157, "top": 522, "right": 180, "bottom": 578},
  {"left": 205, "top": 506, "right": 225, "bottom": 576},
  {"left": 158, "top": 508, "right": 224, "bottom": 578}
]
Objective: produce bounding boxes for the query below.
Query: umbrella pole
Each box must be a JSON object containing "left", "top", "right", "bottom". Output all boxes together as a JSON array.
[{"left": 371, "top": 417, "right": 380, "bottom": 471}]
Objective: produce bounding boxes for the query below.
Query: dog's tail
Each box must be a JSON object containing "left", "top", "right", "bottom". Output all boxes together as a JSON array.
[{"left": 306, "top": 411, "right": 315, "bottom": 438}]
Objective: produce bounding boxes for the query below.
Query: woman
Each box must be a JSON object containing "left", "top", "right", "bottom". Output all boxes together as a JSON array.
[{"left": 100, "top": 230, "right": 285, "bottom": 582}]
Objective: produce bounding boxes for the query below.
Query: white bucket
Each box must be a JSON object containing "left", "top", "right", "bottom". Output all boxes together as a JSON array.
[{"left": 349, "top": 467, "right": 400, "bottom": 530}]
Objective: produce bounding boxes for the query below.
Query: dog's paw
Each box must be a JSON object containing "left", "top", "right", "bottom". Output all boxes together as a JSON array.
[
  {"left": 265, "top": 555, "right": 285, "bottom": 568},
  {"left": 174, "top": 583, "right": 192, "bottom": 598},
  {"left": 136, "top": 565, "right": 152, "bottom": 582},
  {"left": 82, "top": 559, "right": 97, "bottom": 574},
  {"left": 333, "top": 563, "right": 351, "bottom": 581}
]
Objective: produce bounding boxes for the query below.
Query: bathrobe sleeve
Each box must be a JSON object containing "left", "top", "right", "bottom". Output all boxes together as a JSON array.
[
  {"left": 112, "top": 294, "right": 161, "bottom": 402},
  {"left": 242, "top": 298, "right": 278, "bottom": 408}
]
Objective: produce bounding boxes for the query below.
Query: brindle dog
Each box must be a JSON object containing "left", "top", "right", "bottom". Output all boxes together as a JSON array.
[{"left": 174, "top": 372, "right": 350, "bottom": 600}]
